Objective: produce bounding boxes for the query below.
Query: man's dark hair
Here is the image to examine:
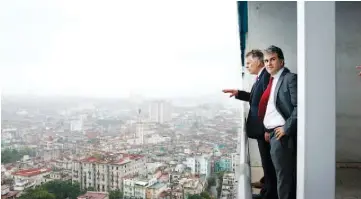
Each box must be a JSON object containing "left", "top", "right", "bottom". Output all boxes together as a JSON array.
[
  {"left": 246, "top": 49, "right": 264, "bottom": 62},
  {"left": 264, "top": 45, "right": 285, "bottom": 60}
]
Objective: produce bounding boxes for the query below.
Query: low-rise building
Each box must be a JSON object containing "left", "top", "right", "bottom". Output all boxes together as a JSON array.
[
  {"left": 1, "top": 184, "right": 19, "bottom": 199},
  {"left": 11, "top": 168, "right": 51, "bottom": 190},
  {"left": 51, "top": 157, "right": 73, "bottom": 170},
  {"left": 180, "top": 177, "right": 207, "bottom": 197},
  {"left": 42, "top": 171, "right": 72, "bottom": 184},
  {"left": 1, "top": 185, "right": 10, "bottom": 196},
  {"left": 145, "top": 182, "right": 168, "bottom": 199},
  {"left": 123, "top": 177, "right": 153, "bottom": 199},
  {"left": 13, "top": 179, "right": 36, "bottom": 191}
]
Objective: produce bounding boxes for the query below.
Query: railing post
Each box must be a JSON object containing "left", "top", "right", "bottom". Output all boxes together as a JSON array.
[{"left": 236, "top": 114, "right": 252, "bottom": 199}]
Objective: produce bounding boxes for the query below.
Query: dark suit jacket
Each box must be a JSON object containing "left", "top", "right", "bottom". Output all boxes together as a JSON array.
[
  {"left": 272, "top": 67, "right": 297, "bottom": 137},
  {"left": 236, "top": 68, "right": 270, "bottom": 139}
]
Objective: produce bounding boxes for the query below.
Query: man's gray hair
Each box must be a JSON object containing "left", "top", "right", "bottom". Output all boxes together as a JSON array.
[
  {"left": 246, "top": 49, "right": 264, "bottom": 62},
  {"left": 264, "top": 45, "right": 285, "bottom": 60}
]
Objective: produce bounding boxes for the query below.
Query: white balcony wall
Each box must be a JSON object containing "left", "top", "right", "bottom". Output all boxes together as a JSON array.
[
  {"left": 335, "top": 2, "right": 361, "bottom": 162},
  {"left": 245, "top": 1, "right": 297, "bottom": 166}
]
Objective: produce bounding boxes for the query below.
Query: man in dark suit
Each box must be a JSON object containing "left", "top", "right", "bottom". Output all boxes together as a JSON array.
[
  {"left": 223, "top": 49, "right": 278, "bottom": 199},
  {"left": 260, "top": 45, "right": 297, "bottom": 199}
]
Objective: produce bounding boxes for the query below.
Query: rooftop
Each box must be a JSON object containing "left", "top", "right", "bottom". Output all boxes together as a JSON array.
[
  {"left": 124, "top": 177, "right": 149, "bottom": 186},
  {"left": 77, "top": 192, "right": 108, "bottom": 199},
  {"left": 79, "top": 153, "right": 144, "bottom": 165},
  {"left": 148, "top": 182, "right": 166, "bottom": 189},
  {"left": 12, "top": 168, "right": 51, "bottom": 177}
]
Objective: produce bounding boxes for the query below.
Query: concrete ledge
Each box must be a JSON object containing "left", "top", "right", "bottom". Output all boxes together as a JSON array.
[{"left": 237, "top": 164, "right": 252, "bottom": 199}]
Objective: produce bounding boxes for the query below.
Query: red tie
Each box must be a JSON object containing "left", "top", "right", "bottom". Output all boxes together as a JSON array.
[{"left": 258, "top": 77, "right": 274, "bottom": 121}]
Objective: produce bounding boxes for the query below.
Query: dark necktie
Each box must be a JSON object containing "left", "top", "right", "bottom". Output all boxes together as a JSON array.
[{"left": 258, "top": 77, "right": 274, "bottom": 121}]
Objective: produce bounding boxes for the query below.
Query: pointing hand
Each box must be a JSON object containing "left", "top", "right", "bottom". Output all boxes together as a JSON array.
[{"left": 222, "top": 89, "right": 238, "bottom": 98}]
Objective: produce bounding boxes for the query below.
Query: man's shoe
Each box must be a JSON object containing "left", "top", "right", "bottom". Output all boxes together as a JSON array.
[
  {"left": 252, "top": 194, "right": 263, "bottom": 199},
  {"left": 251, "top": 181, "right": 264, "bottom": 189}
]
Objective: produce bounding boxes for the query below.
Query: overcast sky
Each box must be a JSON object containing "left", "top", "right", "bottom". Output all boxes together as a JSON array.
[{"left": 1, "top": 1, "right": 243, "bottom": 98}]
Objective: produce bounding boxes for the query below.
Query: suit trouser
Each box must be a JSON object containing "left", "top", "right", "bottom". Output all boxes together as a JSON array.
[
  {"left": 257, "top": 139, "right": 278, "bottom": 199},
  {"left": 269, "top": 134, "right": 297, "bottom": 199}
]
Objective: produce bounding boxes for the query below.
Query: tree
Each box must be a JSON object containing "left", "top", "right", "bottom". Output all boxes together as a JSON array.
[
  {"left": 216, "top": 171, "right": 225, "bottom": 180},
  {"left": 1, "top": 149, "right": 21, "bottom": 163},
  {"left": 188, "top": 192, "right": 212, "bottom": 199},
  {"left": 18, "top": 188, "right": 56, "bottom": 199},
  {"left": 109, "top": 189, "right": 123, "bottom": 199},
  {"left": 200, "top": 192, "right": 212, "bottom": 199},
  {"left": 1, "top": 148, "right": 36, "bottom": 164},
  {"left": 43, "top": 180, "right": 80, "bottom": 199},
  {"left": 207, "top": 177, "right": 216, "bottom": 187},
  {"left": 215, "top": 171, "right": 224, "bottom": 198},
  {"left": 216, "top": 186, "right": 222, "bottom": 198},
  {"left": 188, "top": 194, "right": 202, "bottom": 199},
  {"left": 43, "top": 180, "right": 84, "bottom": 199}
]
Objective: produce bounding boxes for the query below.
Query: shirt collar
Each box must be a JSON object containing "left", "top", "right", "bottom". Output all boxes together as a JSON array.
[{"left": 272, "top": 67, "right": 285, "bottom": 79}]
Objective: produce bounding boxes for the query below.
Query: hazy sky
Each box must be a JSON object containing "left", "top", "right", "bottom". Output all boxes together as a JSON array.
[{"left": 1, "top": 1, "right": 243, "bottom": 98}]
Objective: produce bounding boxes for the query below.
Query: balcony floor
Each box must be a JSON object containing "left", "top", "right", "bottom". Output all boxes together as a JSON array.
[
  {"left": 336, "top": 167, "right": 361, "bottom": 198},
  {"left": 251, "top": 166, "right": 361, "bottom": 198}
]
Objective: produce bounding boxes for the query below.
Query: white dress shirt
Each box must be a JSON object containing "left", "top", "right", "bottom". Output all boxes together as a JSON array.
[{"left": 263, "top": 68, "right": 286, "bottom": 129}]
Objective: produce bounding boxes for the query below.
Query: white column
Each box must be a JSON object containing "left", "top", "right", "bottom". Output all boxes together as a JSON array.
[{"left": 297, "top": 2, "right": 336, "bottom": 199}]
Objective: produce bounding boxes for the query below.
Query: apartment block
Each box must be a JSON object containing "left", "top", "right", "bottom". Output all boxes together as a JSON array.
[
  {"left": 185, "top": 155, "right": 211, "bottom": 177},
  {"left": 72, "top": 153, "right": 146, "bottom": 192}
]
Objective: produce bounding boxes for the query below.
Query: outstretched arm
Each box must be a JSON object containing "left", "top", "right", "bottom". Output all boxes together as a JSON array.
[
  {"left": 222, "top": 89, "right": 250, "bottom": 102},
  {"left": 235, "top": 90, "right": 251, "bottom": 102}
]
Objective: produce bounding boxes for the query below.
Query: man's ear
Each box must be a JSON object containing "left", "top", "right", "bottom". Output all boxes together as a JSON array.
[
  {"left": 256, "top": 59, "right": 261, "bottom": 67},
  {"left": 281, "top": 60, "right": 285, "bottom": 66}
]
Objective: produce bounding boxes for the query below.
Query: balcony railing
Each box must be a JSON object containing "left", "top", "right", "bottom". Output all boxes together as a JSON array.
[{"left": 236, "top": 117, "right": 252, "bottom": 199}]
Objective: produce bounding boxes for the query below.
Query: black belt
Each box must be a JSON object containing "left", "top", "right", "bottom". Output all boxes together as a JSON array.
[
  {"left": 265, "top": 127, "right": 276, "bottom": 133},
  {"left": 265, "top": 126, "right": 295, "bottom": 149},
  {"left": 265, "top": 126, "right": 282, "bottom": 138}
]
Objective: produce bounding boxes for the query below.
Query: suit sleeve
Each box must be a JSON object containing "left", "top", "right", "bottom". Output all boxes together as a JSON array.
[
  {"left": 284, "top": 74, "right": 297, "bottom": 136},
  {"left": 235, "top": 90, "right": 250, "bottom": 102}
]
